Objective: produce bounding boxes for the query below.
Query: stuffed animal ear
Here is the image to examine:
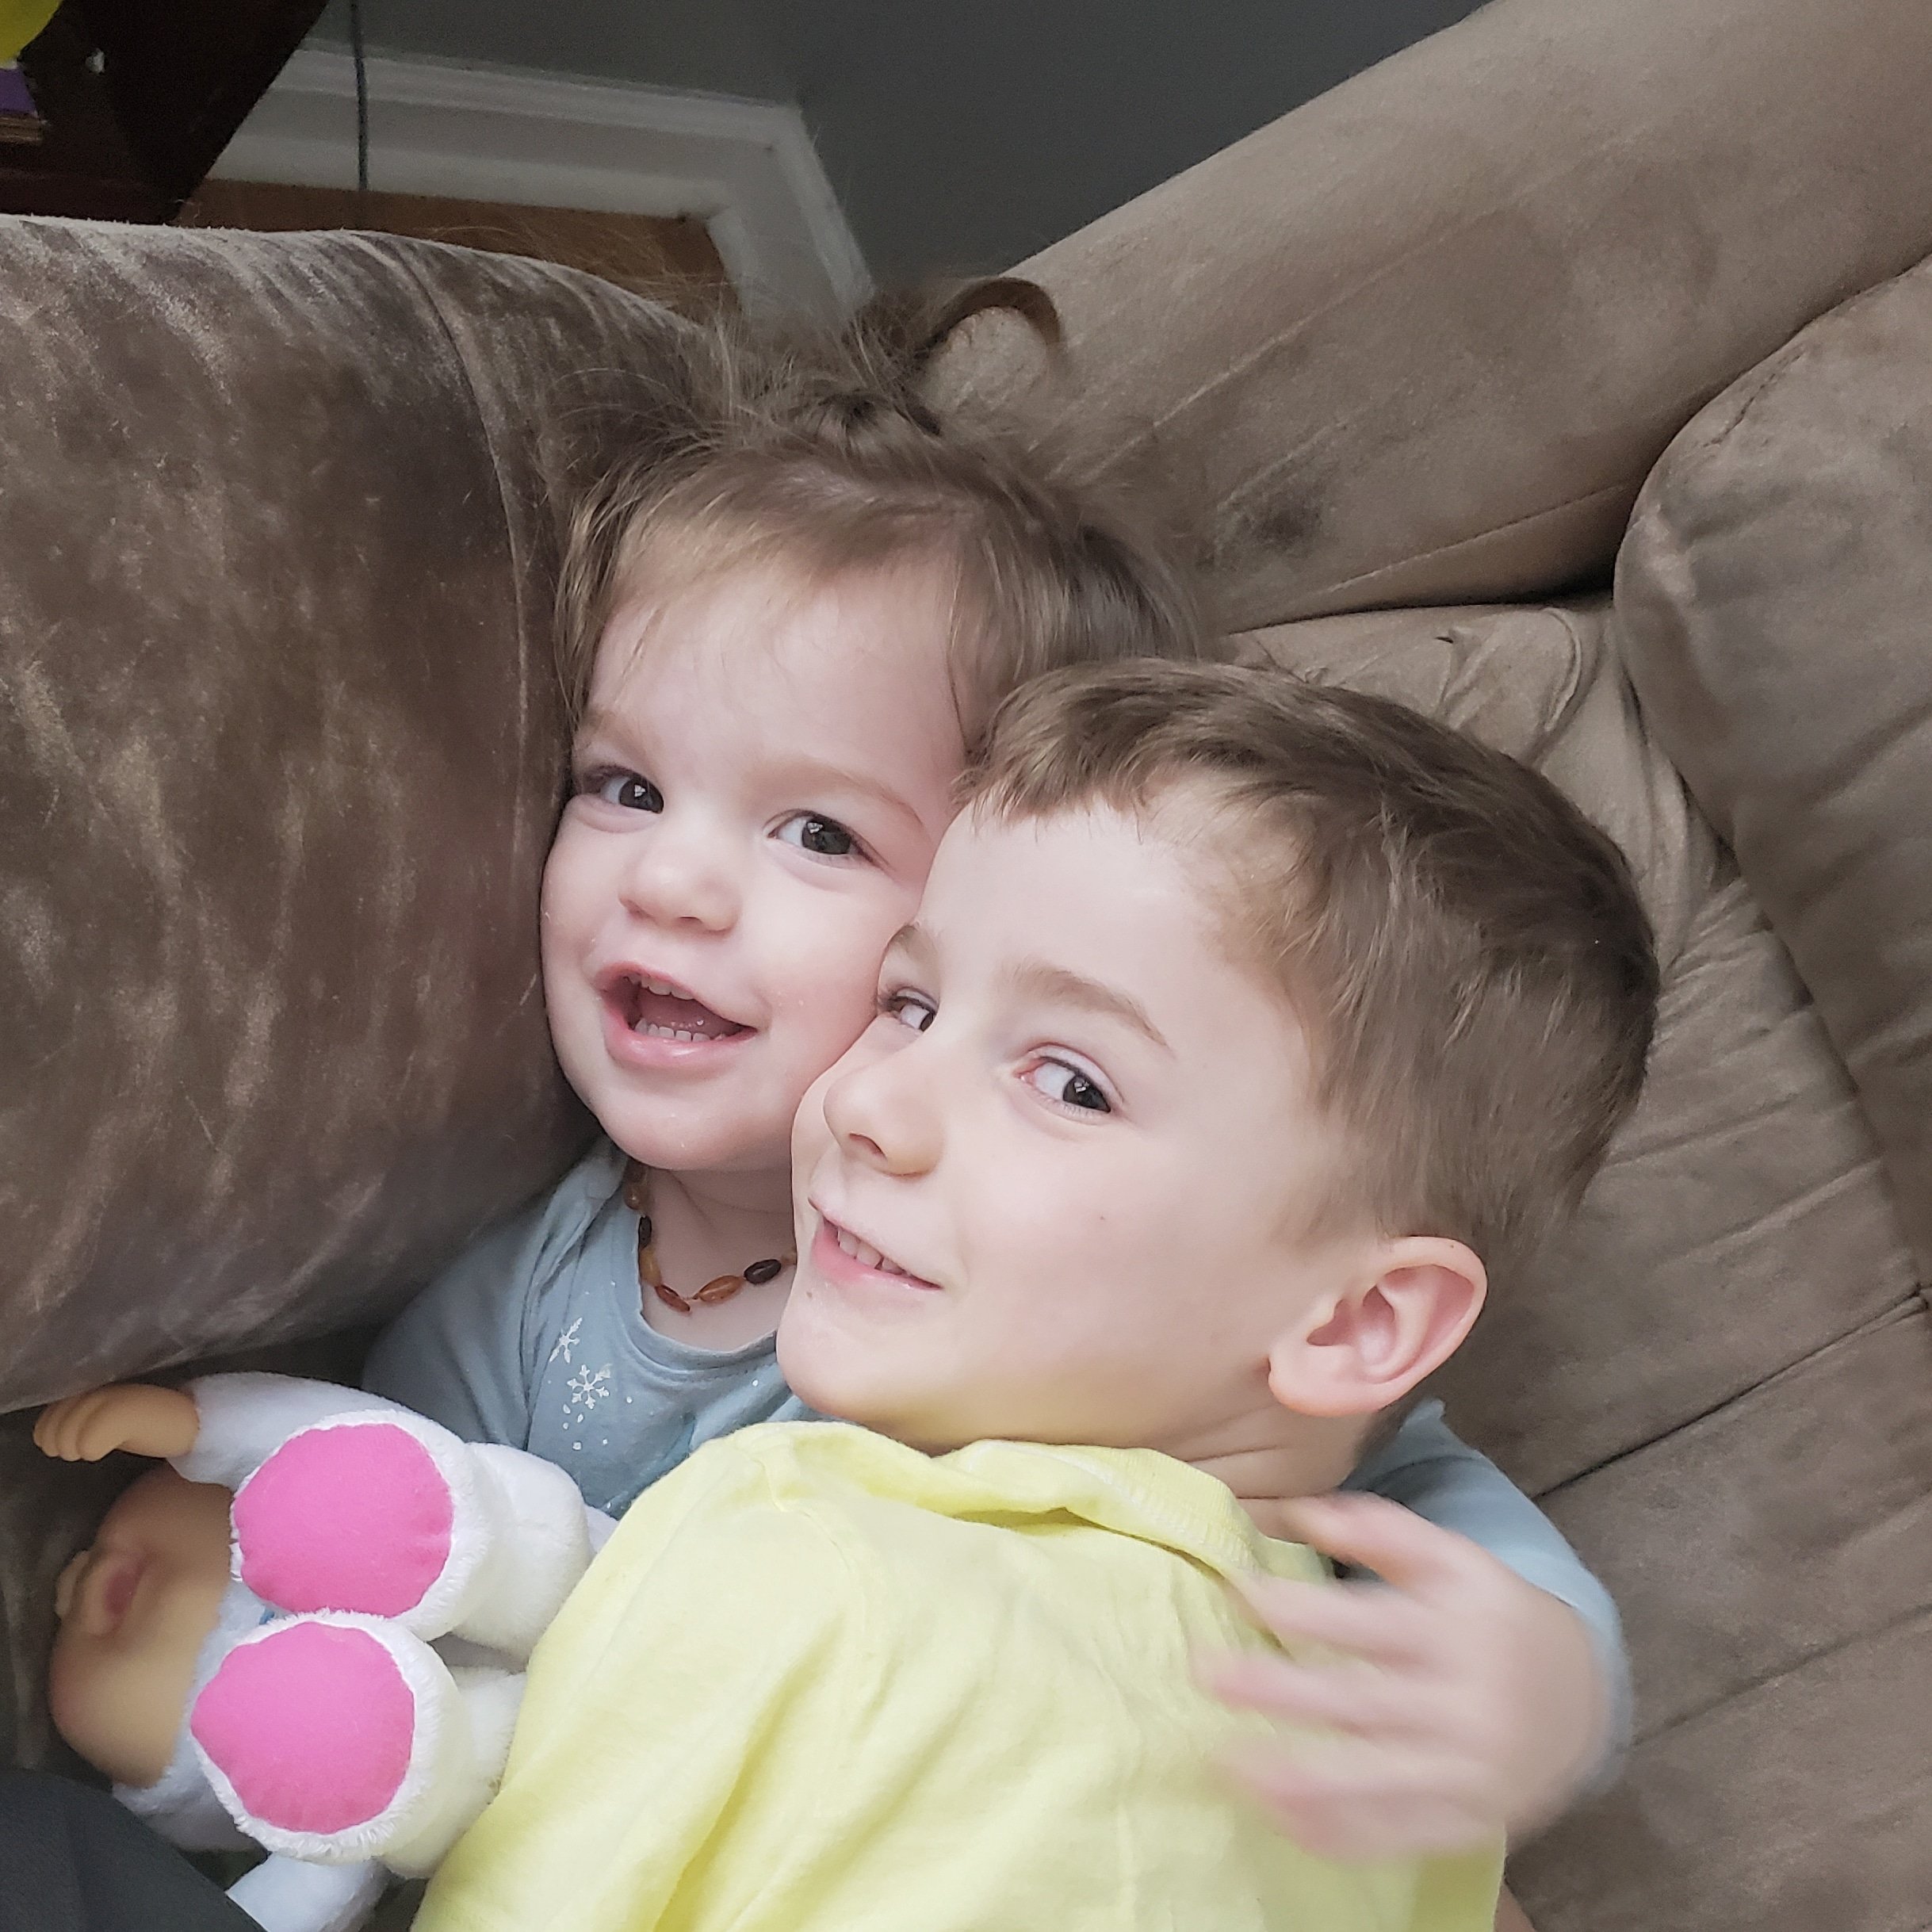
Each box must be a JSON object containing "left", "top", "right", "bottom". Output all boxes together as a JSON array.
[
  {"left": 190, "top": 1613, "right": 515, "bottom": 1878},
  {"left": 231, "top": 1413, "right": 593, "bottom": 1656}
]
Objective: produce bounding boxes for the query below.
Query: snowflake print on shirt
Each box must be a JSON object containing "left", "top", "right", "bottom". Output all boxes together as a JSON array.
[
  {"left": 562, "top": 1361, "right": 614, "bottom": 1453},
  {"left": 546, "top": 1317, "right": 583, "bottom": 1368}
]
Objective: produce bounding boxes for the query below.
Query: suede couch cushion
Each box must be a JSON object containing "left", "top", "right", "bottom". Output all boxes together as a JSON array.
[
  {"left": 0, "top": 216, "right": 702, "bottom": 1410},
  {"left": 1617, "top": 252, "right": 1932, "bottom": 1282},
  {"left": 1245, "top": 606, "right": 1932, "bottom": 1930},
  {"left": 0, "top": 216, "right": 693, "bottom": 1758},
  {"left": 938, "top": 0, "right": 1932, "bottom": 632}
]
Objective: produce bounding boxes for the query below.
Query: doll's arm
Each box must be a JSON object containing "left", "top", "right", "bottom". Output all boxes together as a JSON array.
[
  {"left": 35, "top": 1383, "right": 200, "bottom": 1463},
  {"left": 174, "top": 1375, "right": 416, "bottom": 1491},
  {"left": 227, "top": 1852, "right": 387, "bottom": 1932},
  {"left": 36, "top": 1373, "right": 415, "bottom": 1492}
]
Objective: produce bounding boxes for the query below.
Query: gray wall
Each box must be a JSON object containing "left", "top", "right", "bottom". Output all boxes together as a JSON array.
[{"left": 313, "top": 1, "right": 1485, "bottom": 281}]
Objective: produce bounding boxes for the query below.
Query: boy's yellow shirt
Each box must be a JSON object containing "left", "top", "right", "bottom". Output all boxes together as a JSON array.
[{"left": 419, "top": 1421, "right": 1502, "bottom": 1932}]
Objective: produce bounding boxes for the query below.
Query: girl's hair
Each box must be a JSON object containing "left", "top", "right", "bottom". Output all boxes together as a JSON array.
[{"left": 553, "top": 282, "right": 1207, "bottom": 742}]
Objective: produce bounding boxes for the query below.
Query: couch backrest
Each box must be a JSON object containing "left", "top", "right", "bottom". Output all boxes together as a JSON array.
[
  {"left": 0, "top": 216, "right": 687, "bottom": 1761},
  {"left": 935, "top": 0, "right": 1932, "bottom": 631}
]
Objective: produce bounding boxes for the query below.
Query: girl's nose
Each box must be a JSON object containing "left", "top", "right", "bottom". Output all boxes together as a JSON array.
[
  {"left": 618, "top": 820, "right": 740, "bottom": 932},
  {"left": 822, "top": 1042, "right": 942, "bottom": 1177}
]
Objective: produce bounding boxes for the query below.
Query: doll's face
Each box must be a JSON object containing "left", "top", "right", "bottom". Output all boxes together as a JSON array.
[{"left": 48, "top": 1465, "right": 233, "bottom": 1788}]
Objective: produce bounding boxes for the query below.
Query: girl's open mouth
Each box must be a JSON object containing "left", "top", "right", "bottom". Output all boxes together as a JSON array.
[{"left": 606, "top": 972, "right": 752, "bottom": 1045}]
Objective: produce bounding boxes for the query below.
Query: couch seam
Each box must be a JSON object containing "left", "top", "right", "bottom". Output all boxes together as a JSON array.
[
  {"left": 1531, "top": 1289, "right": 1926, "bottom": 1501},
  {"left": 374, "top": 235, "right": 538, "bottom": 888},
  {"left": 1261, "top": 479, "right": 1635, "bottom": 621},
  {"left": 1629, "top": 1598, "right": 1932, "bottom": 1750}
]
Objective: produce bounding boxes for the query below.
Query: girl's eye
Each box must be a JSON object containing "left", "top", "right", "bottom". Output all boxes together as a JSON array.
[
  {"left": 879, "top": 991, "right": 936, "bottom": 1035},
  {"left": 587, "top": 770, "right": 663, "bottom": 813},
  {"left": 1027, "top": 1059, "right": 1112, "bottom": 1114},
  {"left": 778, "top": 813, "right": 863, "bottom": 859}
]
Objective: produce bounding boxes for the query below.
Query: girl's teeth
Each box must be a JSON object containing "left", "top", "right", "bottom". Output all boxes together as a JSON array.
[
  {"left": 643, "top": 978, "right": 686, "bottom": 998},
  {"left": 635, "top": 1021, "right": 702, "bottom": 1042}
]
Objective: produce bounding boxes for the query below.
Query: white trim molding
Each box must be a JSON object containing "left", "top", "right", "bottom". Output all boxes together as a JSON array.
[{"left": 212, "top": 48, "right": 871, "bottom": 322}]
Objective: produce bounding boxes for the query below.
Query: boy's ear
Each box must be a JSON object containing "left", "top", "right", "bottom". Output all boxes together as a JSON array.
[{"left": 1265, "top": 1238, "right": 1486, "bottom": 1419}]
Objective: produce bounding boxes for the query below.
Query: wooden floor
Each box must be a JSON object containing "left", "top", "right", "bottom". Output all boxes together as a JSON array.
[{"left": 179, "top": 178, "right": 730, "bottom": 306}]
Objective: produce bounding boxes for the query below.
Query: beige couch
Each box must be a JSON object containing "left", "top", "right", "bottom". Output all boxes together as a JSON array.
[{"left": 2, "top": 0, "right": 1927, "bottom": 1924}]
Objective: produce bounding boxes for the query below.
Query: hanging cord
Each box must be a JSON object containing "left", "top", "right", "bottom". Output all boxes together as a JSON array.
[{"left": 347, "top": 0, "right": 370, "bottom": 192}]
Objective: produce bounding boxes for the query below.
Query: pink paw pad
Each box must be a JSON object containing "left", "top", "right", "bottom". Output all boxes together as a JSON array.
[
  {"left": 193, "top": 1622, "right": 416, "bottom": 1834},
  {"left": 235, "top": 1421, "right": 454, "bottom": 1618}
]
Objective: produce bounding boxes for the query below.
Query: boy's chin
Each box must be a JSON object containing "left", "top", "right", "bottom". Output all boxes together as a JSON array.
[{"left": 777, "top": 1327, "right": 944, "bottom": 1446}]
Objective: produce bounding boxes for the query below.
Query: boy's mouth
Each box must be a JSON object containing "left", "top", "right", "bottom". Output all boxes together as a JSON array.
[
  {"left": 603, "top": 971, "right": 751, "bottom": 1044},
  {"left": 813, "top": 1213, "right": 939, "bottom": 1291}
]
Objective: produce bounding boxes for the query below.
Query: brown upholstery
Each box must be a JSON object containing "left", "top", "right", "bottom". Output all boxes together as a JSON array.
[
  {"left": 1618, "top": 253, "right": 1932, "bottom": 1279},
  {"left": 0, "top": 220, "right": 691, "bottom": 1758},
  {"left": 1241, "top": 606, "right": 1931, "bottom": 1928},
  {"left": 5, "top": 0, "right": 1931, "bottom": 1922},
  {"left": 938, "top": 0, "right": 1932, "bottom": 630}
]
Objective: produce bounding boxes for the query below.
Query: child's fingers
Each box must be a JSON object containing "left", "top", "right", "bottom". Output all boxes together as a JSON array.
[
  {"left": 1235, "top": 1573, "right": 1437, "bottom": 1668},
  {"left": 1278, "top": 1492, "right": 1492, "bottom": 1598},
  {"left": 1221, "top": 1737, "right": 1495, "bottom": 1860},
  {"left": 1201, "top": 1651, "right": 1443, "bottom": 1742}
]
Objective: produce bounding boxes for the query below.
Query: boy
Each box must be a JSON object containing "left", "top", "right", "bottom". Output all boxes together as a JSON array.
[{"left": 409, "top": 656, "right": 1657, "bottom": 1932}]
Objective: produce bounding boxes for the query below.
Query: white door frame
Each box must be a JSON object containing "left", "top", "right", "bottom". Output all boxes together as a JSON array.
[{"left": 212, "top": 48, "right": 871, "bottom": 322}]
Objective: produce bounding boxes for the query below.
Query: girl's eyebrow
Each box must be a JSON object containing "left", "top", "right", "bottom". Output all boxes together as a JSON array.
[
  {"left": 760, "top": 753, "right": 930, "bottom": 840},
  {"left": 572, "top": 705, "right": 633, "bottom": 752}
]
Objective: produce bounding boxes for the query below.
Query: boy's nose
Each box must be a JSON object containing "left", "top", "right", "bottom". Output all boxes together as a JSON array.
[{"left": 823, "top": 1045, "right": 941, "bottom": 1178}]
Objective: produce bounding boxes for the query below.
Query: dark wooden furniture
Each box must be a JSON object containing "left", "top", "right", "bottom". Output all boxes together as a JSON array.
[
  {"left": 181, "top": 180, "right": 732, "bottom": 306},
  {"left": 2, "top": 0, "right": 327, "bottom": 221}
]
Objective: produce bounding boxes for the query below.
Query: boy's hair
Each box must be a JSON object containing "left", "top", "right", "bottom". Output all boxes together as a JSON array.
[
  {"left": 969, "top": 659, "right": 1659, "bottom": 1290},
  {"left": 555, "top": 282, "right": 1204, "bottom": 741}
]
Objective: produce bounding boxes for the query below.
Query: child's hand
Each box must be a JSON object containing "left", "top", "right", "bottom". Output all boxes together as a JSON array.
[
  {"left": 1199, "top": 1492, "right": 1607, "bottom": 1861},
  {"left": 33, "top": 1383, "right": 200, "bottom": 1463}
]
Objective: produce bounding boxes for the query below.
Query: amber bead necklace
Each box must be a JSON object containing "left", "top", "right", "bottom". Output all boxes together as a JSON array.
[{"left": 624, "top": 1161, "right": 794, "bottom": 1317}]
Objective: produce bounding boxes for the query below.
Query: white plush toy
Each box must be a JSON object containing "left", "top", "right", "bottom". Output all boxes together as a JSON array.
[{"left": 39, "top": 1373, "right": 614, "bottom": 1932}]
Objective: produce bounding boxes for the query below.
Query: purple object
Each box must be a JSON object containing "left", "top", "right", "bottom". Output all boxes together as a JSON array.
[{"left": 0, "top": 66, "right": 36, "bottom": 119}]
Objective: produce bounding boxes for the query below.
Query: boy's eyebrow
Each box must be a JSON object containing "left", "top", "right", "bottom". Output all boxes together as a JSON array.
[
  {"left": 884, "top": 921, "right": 932, "bottom": 962},
  {"left": 1007, "top": 959, "right": 1170, "bottom": 1054},
  {"left": 887, "top": 924, "right": 1169, "bottom": 1051}
]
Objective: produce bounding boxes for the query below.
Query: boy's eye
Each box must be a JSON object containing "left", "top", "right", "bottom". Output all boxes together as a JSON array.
[
  {"left": 778, "top": 813, "right": 863, "bottom": 859},
  {"left": 587, "top": 770, "right": 663, "bottom": 813},
  {"left": 1027, "top": 1059, "right": 1111, "bottom": 1114},
  {"left": 879, "top": 990, "right": 936, "bottom": 1034}
]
